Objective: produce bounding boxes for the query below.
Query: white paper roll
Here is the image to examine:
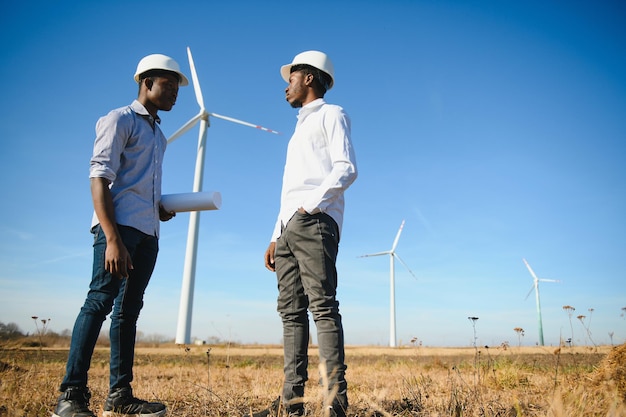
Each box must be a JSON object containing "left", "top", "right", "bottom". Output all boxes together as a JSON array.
[{"left": 160, "top": 192, "right": 222, "bottom": 212}]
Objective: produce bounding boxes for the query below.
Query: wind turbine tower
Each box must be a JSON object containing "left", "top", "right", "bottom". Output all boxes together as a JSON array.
[
  {"left": 168, "top": 47, "right": 279, "bottom": 344},
  {"left": 360, "top": 220, "right": 416, "bottom": 347},
  {"left": 523, "top": 258, "right": 560, "bottom": 346}
]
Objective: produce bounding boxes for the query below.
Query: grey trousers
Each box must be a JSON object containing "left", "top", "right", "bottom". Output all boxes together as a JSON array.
[{"left": 275, "top": 212, "right": 348, "bottom": 413}]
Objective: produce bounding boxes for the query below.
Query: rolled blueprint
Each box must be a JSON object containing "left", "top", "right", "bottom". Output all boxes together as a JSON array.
[{"left": 160, "top": 192, "right": 222, "bottom": 212}]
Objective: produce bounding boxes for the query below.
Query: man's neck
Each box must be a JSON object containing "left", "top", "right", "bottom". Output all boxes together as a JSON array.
[{"left": 138, "top": 97, "right": 158, "bottom": 119}]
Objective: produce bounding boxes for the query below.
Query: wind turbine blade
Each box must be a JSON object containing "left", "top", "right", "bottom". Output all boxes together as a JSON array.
[
  {"left": 186, "top": 47, "right": 205, "bottom": 110},
  {"left": 390, "top": 220, "right": 406, "bottom": 252},
  {"left": 524, "top": 285, "right": 534, "bottom": 300},
  {"left": 359, "top": 251, "right": 390, "bottom": 258},
  {"left": 208, "top": 112, "right": 280, "bottom": 134},
  {"left": 523, "top": 258, "right": 540, "bottom": 281},
  {"left": 394, "top": 253, "right": 417, "bottom": 280},
  {"left": 167, "top": 112, "right": 204, "bottom": 144},
  {"left": 539, "top": 278, "right": 561, "bottom": 283}
]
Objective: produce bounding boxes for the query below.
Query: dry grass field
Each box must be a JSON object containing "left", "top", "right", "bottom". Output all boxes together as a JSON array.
[{"left": 1, "top": 341, "right": 625, "bottom": 417}]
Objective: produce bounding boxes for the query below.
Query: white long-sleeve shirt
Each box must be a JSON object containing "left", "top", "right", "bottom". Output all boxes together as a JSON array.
[{"left": 271, "top": 98, "right": 358, "bottom": 241}]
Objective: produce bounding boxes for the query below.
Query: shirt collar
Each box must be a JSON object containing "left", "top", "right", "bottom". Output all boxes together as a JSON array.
[
  {"left": 131, "top": 100, "right": 161, "bottom": 125},
  {"left": 297, "top": 98, "right": 325, "bottom": 124}
]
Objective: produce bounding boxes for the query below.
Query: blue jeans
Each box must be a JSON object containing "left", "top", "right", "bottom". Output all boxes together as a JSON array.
[
  {"left": 275, "top": 212, "right": 348, "bottom": 413},
  {"left": 60, "top": 224, "right": 158, "bottom": 392}
]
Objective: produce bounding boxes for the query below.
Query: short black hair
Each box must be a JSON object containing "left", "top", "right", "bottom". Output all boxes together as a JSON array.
[
  {"left": 290, "top": 64, "right": 332, "bottom": 95},
  {"left": 137, "top": 69, "right": 181, "bottom": 94}
]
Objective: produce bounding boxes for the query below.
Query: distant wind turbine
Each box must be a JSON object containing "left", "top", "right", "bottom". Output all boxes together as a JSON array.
[
  {"left": 169, "top": 47, "right": 279, "bottom": 345},
  {"left": 523, "top": 258, "right": 560, "bottom": 346},
  {"left": 360, "top": 220, "right": 416, "bottom": 347}
]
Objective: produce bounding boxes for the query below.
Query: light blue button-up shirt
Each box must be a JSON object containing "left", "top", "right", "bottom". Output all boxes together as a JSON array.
[{"left": 89, "top": 100, "right": 167, "bottom": 237}]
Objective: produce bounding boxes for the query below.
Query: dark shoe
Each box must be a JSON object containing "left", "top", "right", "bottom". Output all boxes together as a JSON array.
[
  {"left": 327, "top": 404, "right": 346, "bottom": 417},
  {"left": 102, "top": 387, "right": 166, "bottom": 417},
  {"left": 52, "top": 386, "right": 96, "bottom": 417},
  {"left": 244, "top": 397, "right": 282, "bottom": 417}
]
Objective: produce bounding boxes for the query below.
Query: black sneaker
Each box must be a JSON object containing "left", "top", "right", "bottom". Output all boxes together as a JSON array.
[
  {"left": 52, "top": 386, "right": 96, "bottom": 417},
  {"left": 327, "top": 404, "right": 346, "bottom": 417},
  {"left": 102, "top": 387, "right": 166, "bottom": 417},
  {"left": 287, "top": 409, "right": 304, "bottom": 417}
]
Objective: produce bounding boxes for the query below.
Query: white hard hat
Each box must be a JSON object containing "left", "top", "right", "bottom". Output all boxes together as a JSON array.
[
  {"left": 134, "top": 54, "right": 189, "bottom": 86},
  {"left": 280, "top": 50, "right": 334, "bottom": 90}
]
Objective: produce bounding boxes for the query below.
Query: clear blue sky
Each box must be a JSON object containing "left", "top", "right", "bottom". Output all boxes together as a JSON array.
[{"left": 1, "top": 0, "right": 624, "bottom": 347}]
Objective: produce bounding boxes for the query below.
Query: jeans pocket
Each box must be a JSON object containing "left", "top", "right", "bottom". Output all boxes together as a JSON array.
[{"left": 91, "top": 224, "right": 103, "bottom": 245}]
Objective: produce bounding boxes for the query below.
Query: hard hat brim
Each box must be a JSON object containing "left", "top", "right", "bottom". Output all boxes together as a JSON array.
[
  {"left": 280, "top": 64, "right": 293, "bottom": 84},
  {"left": 134, "top": 71, "right": 188, "bottom": 86}
]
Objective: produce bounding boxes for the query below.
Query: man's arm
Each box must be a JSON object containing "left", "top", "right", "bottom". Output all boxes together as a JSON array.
[{"left": 90, "top": 177, "right": 133, "bottom": 278}]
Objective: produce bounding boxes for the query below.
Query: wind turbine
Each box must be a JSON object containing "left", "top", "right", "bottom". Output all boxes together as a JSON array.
[
  {"left": 169, "top": 47, "right": 279, "bottom": 345},
  {"left": 360, "top": 220, "right": 416, "bottom": 347},
  {"left": 523, "top": 258, "right": 560, "bottom": 346}
]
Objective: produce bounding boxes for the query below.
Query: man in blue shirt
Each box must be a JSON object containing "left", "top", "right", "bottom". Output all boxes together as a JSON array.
[{"left": 53, "top": 54, "right": 188, "bottom": 417}]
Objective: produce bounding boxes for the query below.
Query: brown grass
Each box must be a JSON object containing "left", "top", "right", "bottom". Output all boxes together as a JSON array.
[{"left": 1, "top": 342, "right": 625, "bottom": 417}]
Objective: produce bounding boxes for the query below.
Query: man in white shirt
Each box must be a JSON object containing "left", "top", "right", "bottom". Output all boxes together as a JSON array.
[{"left": 263, "top": 51, "right": 358, "bottom": 417}]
